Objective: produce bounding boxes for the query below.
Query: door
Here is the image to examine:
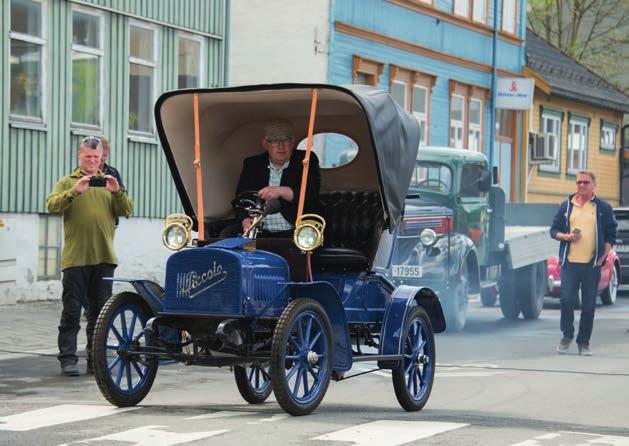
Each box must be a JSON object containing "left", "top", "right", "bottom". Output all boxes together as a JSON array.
[{"left": 621, "top": 125, "right": 629, "bottom": 206}]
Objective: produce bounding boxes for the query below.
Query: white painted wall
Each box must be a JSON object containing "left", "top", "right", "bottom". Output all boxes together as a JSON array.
[
  {"left": 0, "top": 214, "right": 172, "bottom": 305},
  {"left": 228, "top": 0, "right": 330, "bottom": 85}
]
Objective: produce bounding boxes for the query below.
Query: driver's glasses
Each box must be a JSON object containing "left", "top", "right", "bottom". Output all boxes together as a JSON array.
[{"left": 266, "top": 137, "right": 293, "bottom": 146}]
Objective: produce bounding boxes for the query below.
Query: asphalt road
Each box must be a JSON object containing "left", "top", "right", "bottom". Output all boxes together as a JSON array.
[{"left": 0, "top": 296, "right": 628, "bottom": 445}]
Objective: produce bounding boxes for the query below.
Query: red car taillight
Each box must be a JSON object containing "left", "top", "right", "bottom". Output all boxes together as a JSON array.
[{"left": 400, "top": 216, "right": 452, "bottom": 236}]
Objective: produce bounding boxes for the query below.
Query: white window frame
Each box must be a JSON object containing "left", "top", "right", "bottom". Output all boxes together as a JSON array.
[
  {"left": 567, "top": 119, "right": 588, "bottom": 175},
  {"left": 128, "top": 20, "right": 158, "bottom": 138},
  {"left": 468, "top": 98, "right": 482, "bottom": 152},
  {"left": 71, "top": 5, "right": 104, "bottom": 130},
  {"left": 412, "top": 85, "right": 428, "bottom": 146},
  {"left": 453, "top": 0, "right": 469, "bottom": 17},
  {"left": 472, "top": 0, "right": 487, "bottom": 23},
  {"left": 600, "top": 123, "right": 617, "bottom": 152},
  {"left": 176, "top": 31, "right": 205, "bottom": 89},
  {"left": 450, "top": 94, "right": 465, "bottom": 149},
  {"left": 539, "top": 113, "right": 562, "bottom": 173},
  {"left": 501, "top": 0, "right": 517, "bottom": 34},
  {"left": 391, "top": 80, "right": 408, "bottom": 110},
  {"left": 9, "top": 0, "right": 47, "bottom": 124}
]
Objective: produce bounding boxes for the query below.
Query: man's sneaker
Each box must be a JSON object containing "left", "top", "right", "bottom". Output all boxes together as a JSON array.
[
  {"left": 61, "top": 362, "right": 80, "bottom": 377},
  {"left": 556, "top": 337, "right": 571, "bottom": 354},
  {"left": 578, "top": 343, "right": 592, "bottom": 356}
]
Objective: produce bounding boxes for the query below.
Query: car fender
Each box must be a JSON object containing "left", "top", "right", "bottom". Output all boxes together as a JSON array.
[
  {"left": 449, "top": 234, "right": 477, "bottom": 279},
  {"left": 378, "top": 285, "right": 445, "bottom": 369},
  {"left": 105, "top": 278, "right": 165, "bottom": 314},
  {"left": 284, "top": 281, "right": 352, "bottom": 372}
]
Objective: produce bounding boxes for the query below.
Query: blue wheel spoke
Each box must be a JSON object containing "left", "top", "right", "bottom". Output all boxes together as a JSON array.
[
  {"left": 309, "top": 331, "right": 322, "bottom": 350},
  {"left": 119, "top": 311, "right": 129, "bottom": 339},
  {"left": 302, "top": 369, "right": 309, "bottom": 395},
  {"left": 292, "top": 366, "right": 303, "bottom": 396},
  {"left": 131, "top": 359, "right": 145, "bottom": 379},
  {"left": 304, "top": 317, "right": 313, "bottom": 346},
  {"left": 286, "top": 364, "right": 299, "bottom": 381},
  {"left": 248, "top": 367, "right": 255, "bottom": 382},
  {"left": 108, "top": 355, "right": 121, "bottom": 373},
  {"left": 307, "top": 365, "right": 320, "bottom": 382},
  {"left": 285, "top": 355, "right": 300, "bottom": 360},
  {"left": 288, "top": 335, "right": 301, "bottom": 351},
  {"left": 412, "top": 370, "right": 419, "bottom": 395},
  {"left": 125, "top": 360, "right": 133, "bottom": 389},
  {"left": 133, "top": 331, "right": 145, "bottom": 343},
  {"left": 110, "top": 325, "right": 123, "bottom": 343},
  {"left": 404, "top": 360, "right": 414, "bottom": 374},
  {"left": 115, "top": 358, "right": 126, "bottom": 386},
  {"left": 106, "top": 344, "right": 119, "bottom": 350},
  {"left": 296, "top": 320, "right": 305, "bottom": 346},
  {"left": 254, "top": 368, "right": 260, "bottom": 389},
  {"left": 128, "top": 313, "right": 138, "bottom": 339},
  {"left": 406, "top": 368, "right": 415, "bottom": 391}
]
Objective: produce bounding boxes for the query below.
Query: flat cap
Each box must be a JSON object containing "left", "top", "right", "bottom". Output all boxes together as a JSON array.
[{"left": 264, "top": 119, "right": 294, "bottom": 141}]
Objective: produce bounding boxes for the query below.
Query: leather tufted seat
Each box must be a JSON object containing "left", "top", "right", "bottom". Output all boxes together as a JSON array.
[{"left": 313, "top": 191, "right": 383, "bottom": 272}]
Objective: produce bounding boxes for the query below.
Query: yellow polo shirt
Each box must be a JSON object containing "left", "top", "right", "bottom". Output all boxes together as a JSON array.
[{"left": 568, "top": 195, "right": 596, "bottom": 263}]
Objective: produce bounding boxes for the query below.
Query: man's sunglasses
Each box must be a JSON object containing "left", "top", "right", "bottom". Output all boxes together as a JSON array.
[
  {"left": 81, "top": 136, "right": 101, "bottom": 148},
  {"left": 576, "top": 181, "right": 591, "bottom": 185}
]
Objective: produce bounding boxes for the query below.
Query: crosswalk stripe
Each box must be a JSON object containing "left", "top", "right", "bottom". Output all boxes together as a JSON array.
[
  {"left": 186, "top": 410, "right": 256, "bottom": 420},
  {"left": 313, "top": 420, "right": 468, "bottom": 446},
  {"left": 0, "top": 405, "right": 136, "bottom": 432},
  {"left": 56, "top": 425, "right": 228, "bottom": 446}
]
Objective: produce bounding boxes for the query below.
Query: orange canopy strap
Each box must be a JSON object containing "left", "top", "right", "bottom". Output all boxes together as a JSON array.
[
  {"left": 193, "top": 93, "right": 205, "bottom": 241},
  {"left": 296, "top": 88, "right": 318, "bottom": 222}
]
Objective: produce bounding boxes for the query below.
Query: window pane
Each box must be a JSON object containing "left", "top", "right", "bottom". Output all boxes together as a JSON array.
[
  {"left": 451, "top": 96, "right": 463, "bottom": 121},
  {"left": 178, "top": 38, "right": 201, "bottom": 88},
  {"left": 38, "top": 247, "right": 46, "bottom": 278},
  {"left": 473, "top": 0, "right": 486, "bottom": 22},
  {"left": 469, "top": 99, "right": 482, "bottom": 125},
  {"left": 412, "top": 86, "right": 426, "bottom": 114},
  {"left": 10, "top": 39, "right": 42, "bottom": 118},
  {"left": 130, "top": 26, "right": 154, "bottom": 61},
  {"left": 47, "top": 216, "right": 60, "bottom": 247},
  {"left": 454, "top": 0, "right": 469, "bottom": 16},
  {"left": 391, "top": 82, "right": 406, "bottom": 109},
  {"left": 73, "top": 11, "right": 100, "bottom": 48},
  {"left": 502, "top": 0, "right": 516, "bottom": 33},
  {"left": 72, "top": 52, "right": 100, "bottom": 125},
  {"left": 11, "top": 0, "right": 42, "bottom": 37},
  {"left": 129, "top": 63, "right": 154, "bottom": 133},
  {"left": 354, "top": 72, "right": 370, "bottom": 85},
  {"left": 298, "top": 133, "right": 359, "bottom": 168}
]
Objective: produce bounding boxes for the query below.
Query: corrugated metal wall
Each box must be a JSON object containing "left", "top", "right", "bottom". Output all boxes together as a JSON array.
[{"left": 1, "top": 0, "right": 226, "bottom": 218}]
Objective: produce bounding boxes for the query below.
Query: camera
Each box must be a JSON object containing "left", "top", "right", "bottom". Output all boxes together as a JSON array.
[
  {"left": 572, "top": 227, "right": 581, "bottom": 235},
  {"left": 89, "top": 176, "right": 107, "bottom": 187}
]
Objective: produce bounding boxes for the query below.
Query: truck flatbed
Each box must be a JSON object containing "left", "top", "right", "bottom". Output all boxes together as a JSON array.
[{"left": 505, "top": 226, "right": 558, "bottom": 269}]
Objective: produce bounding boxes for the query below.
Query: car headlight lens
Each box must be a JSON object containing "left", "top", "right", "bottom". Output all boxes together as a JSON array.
[
  {"left": 162, "top": 213, "right": 192, "bottom": 250},
  {"left": 420, "top": 228, "right": 437, "bottom": 247},
  {"left": 293, "top": 214, "right": 326, "bottom": 252}
]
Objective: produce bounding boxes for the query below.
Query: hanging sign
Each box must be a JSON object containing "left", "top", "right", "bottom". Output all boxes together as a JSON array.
[{"left": 496, "top": 78, "right": 535, "bottom": 110}]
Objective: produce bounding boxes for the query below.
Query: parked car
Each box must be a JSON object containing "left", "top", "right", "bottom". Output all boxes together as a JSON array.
[
  {"left": 612, "top": 207, "right": 629, "bottom": 284},
  {"left": 547, "top": 250, "right": 620, "bottom": 305}
]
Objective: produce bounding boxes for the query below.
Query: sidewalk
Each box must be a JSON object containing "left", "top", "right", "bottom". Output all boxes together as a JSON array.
[{"left": 0, "top": 301, "right": 87, "bottom": 361}]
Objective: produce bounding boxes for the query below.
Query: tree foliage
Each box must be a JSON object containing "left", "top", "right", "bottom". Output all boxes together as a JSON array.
[{"left": 527, "top": 0, "right": 629, "bottom": 92}]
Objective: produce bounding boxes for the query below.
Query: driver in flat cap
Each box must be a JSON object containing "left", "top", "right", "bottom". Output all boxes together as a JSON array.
[{"left": 222, "top": 119, "right": 321, "bottom": 238}]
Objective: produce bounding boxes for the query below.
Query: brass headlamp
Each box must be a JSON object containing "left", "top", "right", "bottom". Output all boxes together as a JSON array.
[
  {"left": 162, "top": 213, "right": 193, "bottom": 250},
  {"left": 293, "top": 214, "right": 326, "bottom": 252}
]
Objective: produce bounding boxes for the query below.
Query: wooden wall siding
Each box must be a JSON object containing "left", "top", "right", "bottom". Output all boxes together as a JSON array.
[
  {"left": 1, "top": 0, "right": 225, "bottom": 217},
  {"left": 335, "top": 1, "right": 522, "bottom": 73},
  {"left": 329, "top": 32, "right": 493, "bottom": 149},
  {"left": 527, "top": 95, "right": 622, "bottom": 205},
  {"left": 75, "top": 0, "right": 225, "bottom": 36}
]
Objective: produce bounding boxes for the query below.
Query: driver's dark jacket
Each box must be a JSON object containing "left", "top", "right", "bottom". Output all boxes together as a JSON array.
[{"left": 235, "top": 150, "right": 321, "bottom": 226}]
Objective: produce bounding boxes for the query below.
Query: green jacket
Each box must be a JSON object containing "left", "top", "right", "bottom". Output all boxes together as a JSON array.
[{"left": 46, "top": 168, "right": 133, "bottom": 270}]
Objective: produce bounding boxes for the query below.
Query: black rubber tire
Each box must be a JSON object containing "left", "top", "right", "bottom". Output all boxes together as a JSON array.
[
  {"left": 480, "top": 288, "right": 497, "bottom": 307},
  {"left": 443, "top": 264, "right": 469, "bottom": 332},
  {"left": 600, "top": 265, "right": 618, "bottom": 306},
  {"left": 499, "top": 268, "right": 521, "bottom": 319},
  {"left": 270, "top": 298, "right": 333, "bottom": 416},
  {"left": 234, "top": 365, "right": 273, "bottom": 404},
  {"left": 392, "top": 306, "right": 435, "bottom": 411},
  {"left": 93, "top": 292, "right": 158, "bottom": 407},
  {"left": 519, "top": 262, "right": 546, "bottom": 319}
]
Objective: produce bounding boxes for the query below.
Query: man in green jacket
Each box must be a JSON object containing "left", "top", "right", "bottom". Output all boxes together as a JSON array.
[{"left": 47, "top": 136, "right": 133, "bottom": 376}]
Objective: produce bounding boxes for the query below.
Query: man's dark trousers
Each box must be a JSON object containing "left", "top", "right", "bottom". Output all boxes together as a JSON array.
[
  {"left": 58, "top": 263, "right": 115, "bottom": 366},
  {"left": 559, "top": 261, "right": 601, "bottom": 344}
]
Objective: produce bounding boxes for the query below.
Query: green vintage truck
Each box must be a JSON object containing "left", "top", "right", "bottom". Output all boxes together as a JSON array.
[{"left": 391, "top": 146, "right": 556, "bottom": 331}]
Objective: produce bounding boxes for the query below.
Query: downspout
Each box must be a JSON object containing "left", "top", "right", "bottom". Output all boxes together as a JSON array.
[
  {"left": 223, "top": 0, "right": 231, "bottom": 86},
  {"left": 489, "top": 0, "right": 499, "bottom": 176}
]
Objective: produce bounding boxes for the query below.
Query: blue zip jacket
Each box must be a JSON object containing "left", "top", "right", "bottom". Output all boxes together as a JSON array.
[{"left": 549, "top": 194, "right": 617, "bottom": 267}]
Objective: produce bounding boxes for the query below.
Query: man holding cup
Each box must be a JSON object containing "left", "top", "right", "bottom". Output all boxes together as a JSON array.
[{"left": 550, "top": 171, "right": 616, "bottom": 355}]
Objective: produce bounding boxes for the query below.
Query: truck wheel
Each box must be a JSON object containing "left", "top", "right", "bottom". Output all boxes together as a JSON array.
[
  {"left": 518, "top": 262, "right": 546, "bottom": 319},
  {"left": 499, "top": 269, "right": 520, "bottom": 319},
  {"left": 270, "top": 298, "right": 332, "bottom": 416},
  {"left": 601, "top": 265, "right": 618, "bottom": 305},
  {"left": 480, "top": 288, "right": 497, "bottom": 307},
  {"left": 93, "top": 292, "right": 158, "bottom": 407},
  {"left": 392, "top": 306, "right": 435, "bottom": 411},
  {"left": 234, "top": 365, "right": 273, "bottom": 404},
  {"left": 443, "top": 265, "right": 469, "bottom": 332}
]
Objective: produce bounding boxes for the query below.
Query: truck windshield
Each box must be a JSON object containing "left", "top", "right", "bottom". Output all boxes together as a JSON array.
[{"left": 409, "top": 161, "right": 452, "bottom": 194}]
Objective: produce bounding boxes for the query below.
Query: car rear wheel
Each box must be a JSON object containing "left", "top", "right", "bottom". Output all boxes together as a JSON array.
[
  {"left": 518, "top": 261, "right": 547, "bottom": 319},
  {"left": 392, "top": 306, "right": 435, "bottom": 412},
  {"left": 270, "top": 298, "right": 332, "bottom": 416},
  {"left": 93, "top": 292, "right": 158, "bottom": 407},
  {"left": 601, "top": 265, "right": 618, "bottom": 305},
  {"left": 499, "top": 268, "right": 521, "bottom": 320},
  {"left": 234, "top": 365, "right": 272, "bottom": 404}
]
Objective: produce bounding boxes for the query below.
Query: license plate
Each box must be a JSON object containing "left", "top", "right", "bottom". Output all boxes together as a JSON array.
[{"left": 391, "top": 265, "right": 423, "bottom": 278}]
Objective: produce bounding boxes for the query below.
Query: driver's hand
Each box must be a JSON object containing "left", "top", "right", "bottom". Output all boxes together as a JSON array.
[
  {"left": 258, "top": 186, "right": 292, "bottom": 202},
  {"left": 242, "top": 217, "right": 253, "bottom": 232}
]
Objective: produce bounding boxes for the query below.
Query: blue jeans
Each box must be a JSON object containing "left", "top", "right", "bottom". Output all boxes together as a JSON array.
[{"left": 559, "top": 261, "right": 601, "bottom": 345}]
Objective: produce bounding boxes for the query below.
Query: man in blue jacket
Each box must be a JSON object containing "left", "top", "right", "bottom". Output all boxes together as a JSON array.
[{"left": 550, "top": 171, "right": 616, "bottom": 356}]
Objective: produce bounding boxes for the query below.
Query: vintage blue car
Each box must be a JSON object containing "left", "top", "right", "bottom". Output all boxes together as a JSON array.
[{"left": 92, "top": 84, "right": 445, "bottom": 416}]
